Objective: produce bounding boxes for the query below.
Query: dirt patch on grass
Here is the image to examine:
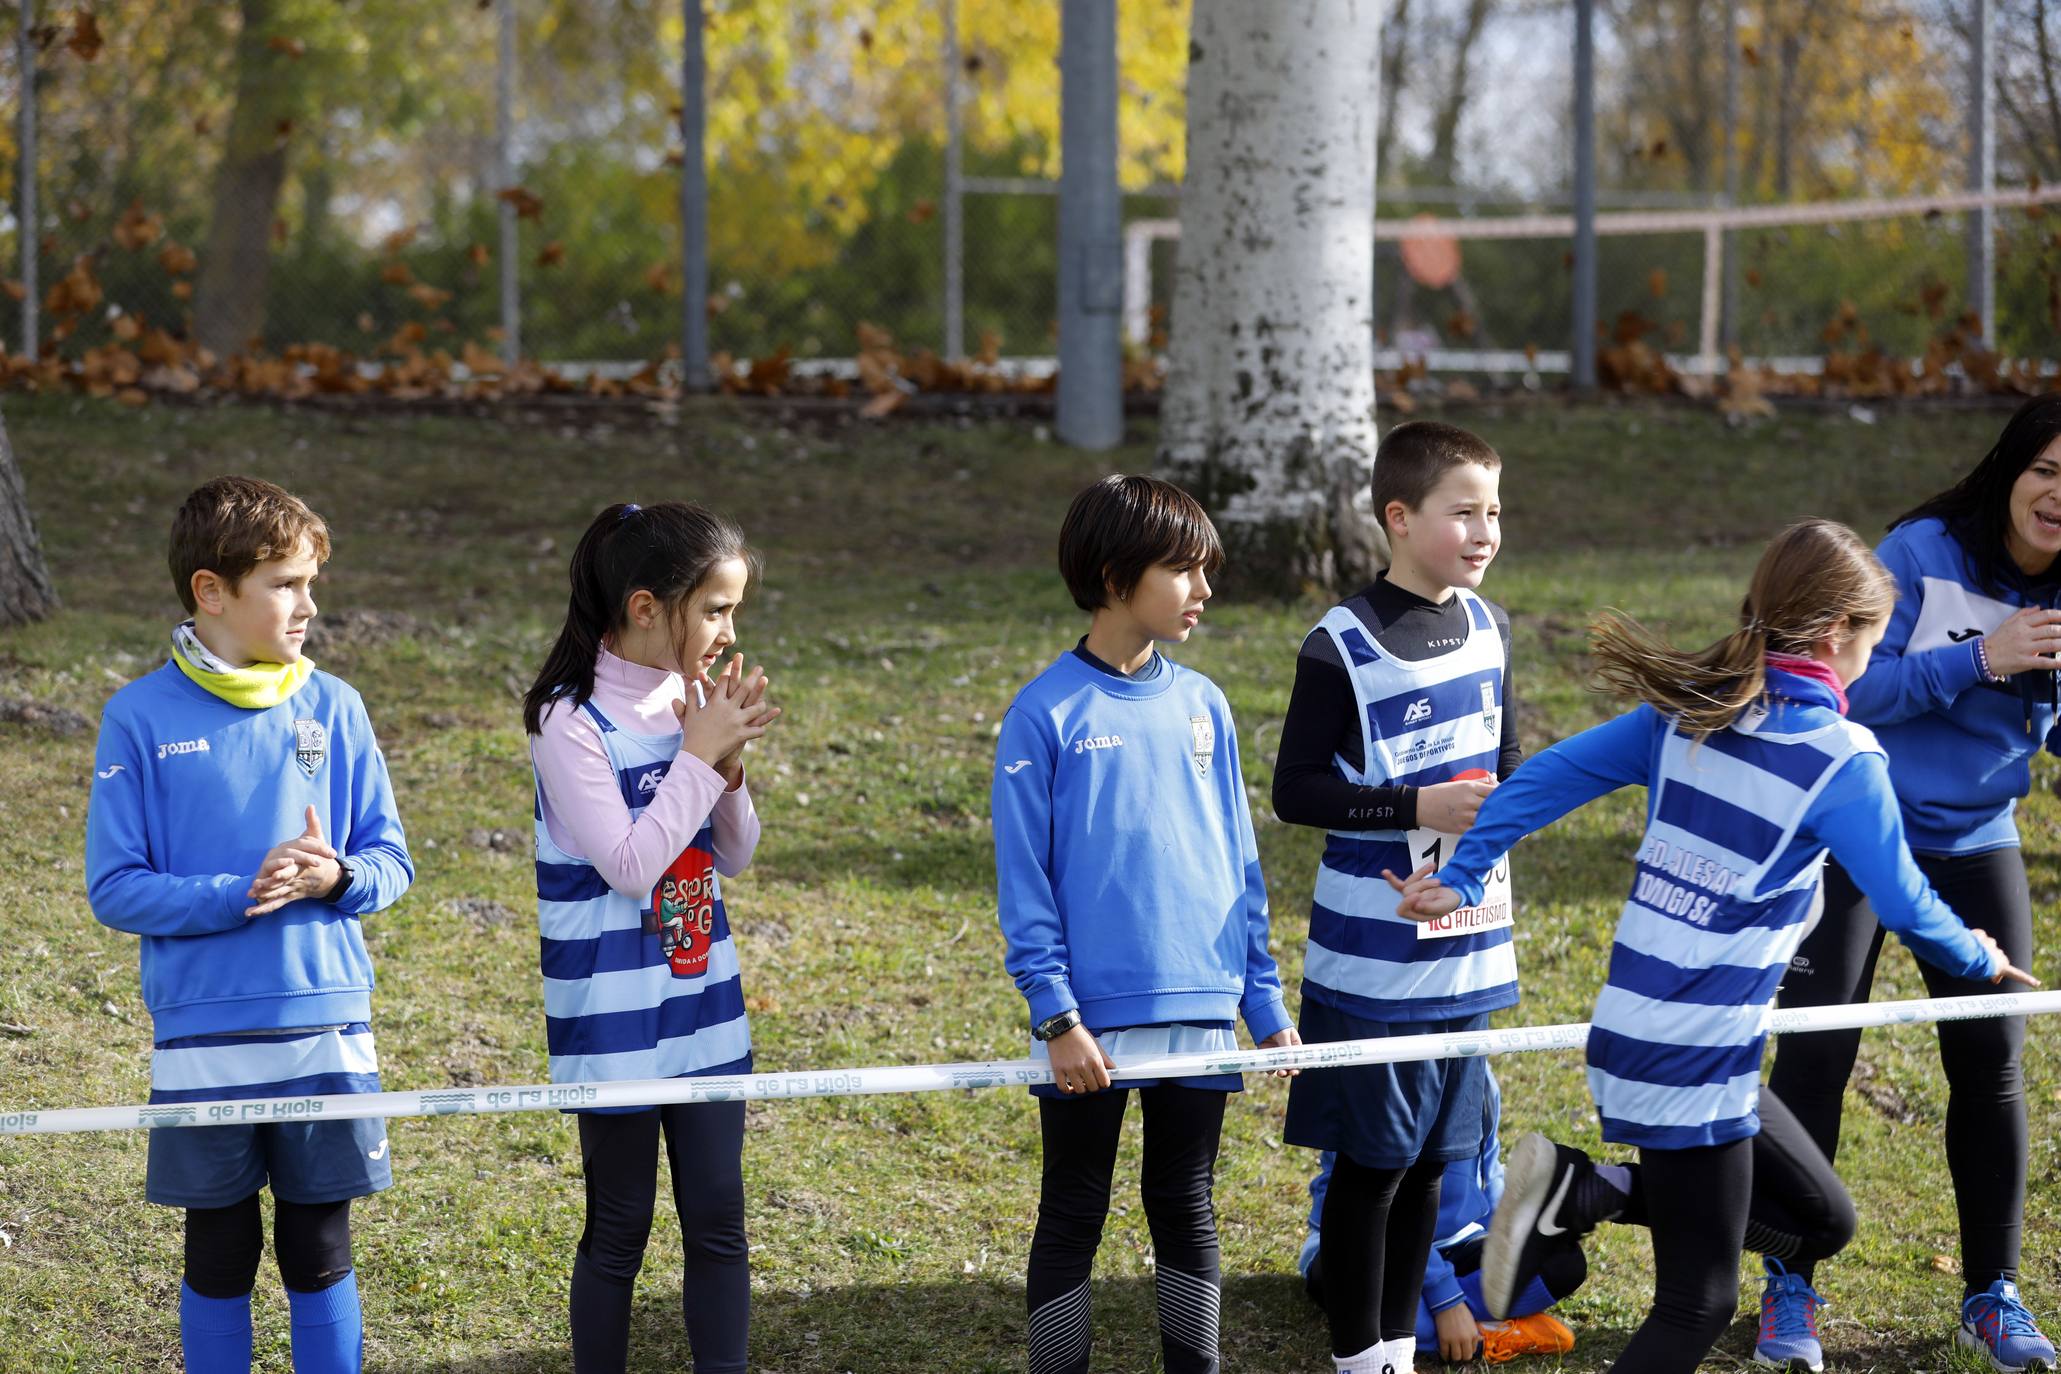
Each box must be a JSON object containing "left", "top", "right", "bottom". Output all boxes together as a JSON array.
[{"left": 0, "top": 697, "right": 90, "bottom": 737}]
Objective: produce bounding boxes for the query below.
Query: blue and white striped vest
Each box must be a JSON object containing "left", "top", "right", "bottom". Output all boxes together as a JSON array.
[
  {"left": 533, "top": 701, "right": 751, "bottom": 1102},
  {"left": 1588, "top": 707, "right": 1876, "bottom": 1149},
  {"left": 1301, "top": 591, "right": 1519, "bottom": 1022}
]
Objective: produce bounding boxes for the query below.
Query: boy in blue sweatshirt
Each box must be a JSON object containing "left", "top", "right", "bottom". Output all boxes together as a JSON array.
[
  {"left": 1297, "top": 1067, "right": 1582, "bottom": 1364},
  {"left": 86, "top": 476, "right": 413, "bottom": 1374},
  {"left": 993, "top": 474, "right": 1299, "bottom": 1374}
]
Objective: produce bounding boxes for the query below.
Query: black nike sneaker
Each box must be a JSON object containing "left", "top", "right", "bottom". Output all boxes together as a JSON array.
[{"left": 1482, "top": 1132, "right": 1626, "bottom": 1318}]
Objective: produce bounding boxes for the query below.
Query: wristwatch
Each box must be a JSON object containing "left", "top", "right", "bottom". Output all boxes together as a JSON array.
[
  {"left": 1033, "top": 1008, "right": 1083, "bottom": 1042},
  {"left": 323, "top": 859, "right": 355, "bottom": 905}
]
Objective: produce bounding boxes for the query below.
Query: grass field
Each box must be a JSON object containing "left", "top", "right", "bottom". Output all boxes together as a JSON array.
[{"left": 1, "top": 394, "right": 2057, "bottom": 1372}]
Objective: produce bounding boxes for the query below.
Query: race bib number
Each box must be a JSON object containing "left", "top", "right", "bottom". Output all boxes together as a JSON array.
[{"left": 1406, "top": 827, "right": 1512, "bottom": 940}]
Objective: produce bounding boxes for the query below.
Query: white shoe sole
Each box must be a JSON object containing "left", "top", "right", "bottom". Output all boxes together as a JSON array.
[
  {"left": 1481, "top": 1132, "right": 1558, "bottom": 1320},
  {"left": 1958, "top": 1325, "right": 2057, "bottom": 1372},
  {"left": 1751, "top": 1349, "right": 1823, "bottom": 1372}
]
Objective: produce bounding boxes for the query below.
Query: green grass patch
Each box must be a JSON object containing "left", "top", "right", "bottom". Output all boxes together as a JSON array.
[{"left": 0, "top": 395, "right": 2053, "bottom": 1371}]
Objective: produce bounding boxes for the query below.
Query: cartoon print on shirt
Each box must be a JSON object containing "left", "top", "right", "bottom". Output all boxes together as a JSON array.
[{"left": 646, "top": 839, "right": 718, "bottom": 977}]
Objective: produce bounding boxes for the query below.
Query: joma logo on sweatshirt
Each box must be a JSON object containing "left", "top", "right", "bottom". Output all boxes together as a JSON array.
[
  {"left": 156, "top": 737, "right": 211, "bottom": 760},
  {"left": 1073, "top": 734, "right": 1124, "bottom": 754}
]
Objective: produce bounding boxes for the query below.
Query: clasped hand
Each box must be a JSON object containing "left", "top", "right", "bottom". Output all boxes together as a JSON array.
[
  {"left": 675, "top": 653, "right": 782, "bottom": 784},
  {"left": 246, "top": 805, "right": 339, "bottom": 918}
]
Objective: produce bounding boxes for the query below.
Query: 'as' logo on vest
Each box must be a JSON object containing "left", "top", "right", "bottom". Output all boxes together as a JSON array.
[
  {"left": 1189, "top": 715, "right": 1215, "bottom": 776},
  {"left": 292, "top": 720, "right": 327, "bottom": 776}
]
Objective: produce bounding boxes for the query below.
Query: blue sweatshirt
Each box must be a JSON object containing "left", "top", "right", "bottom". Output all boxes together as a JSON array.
[
  {"left": 992, "top": 650, "right": 1291, "bottom": 1043},
  {"left": 1849, "top": 516, "right": 2061, "bottom": 854},
  {"left": 85, "top": 662, "right": 414, "bottom": 1040}
]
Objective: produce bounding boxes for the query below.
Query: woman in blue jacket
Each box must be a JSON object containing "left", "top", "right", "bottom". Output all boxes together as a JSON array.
[{"left": 1768, "top": 394, "right": 2061, "bottom": 1372}]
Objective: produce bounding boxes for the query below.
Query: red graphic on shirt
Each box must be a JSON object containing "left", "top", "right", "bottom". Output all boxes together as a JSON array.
[
  {"left": 1452, "top": 767, "right": 1491, "bottom": 782},
  {"left": 645, "top": 841, "right": 717, "bottom": 977}
]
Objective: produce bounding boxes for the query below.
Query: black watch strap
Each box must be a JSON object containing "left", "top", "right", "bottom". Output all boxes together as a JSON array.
[
  {"left": 1033, "top": 1009, "right": 1083, "bottom": 1042},
  {"left": 322, "top": 859, "right": 354, "bottom": 904}
]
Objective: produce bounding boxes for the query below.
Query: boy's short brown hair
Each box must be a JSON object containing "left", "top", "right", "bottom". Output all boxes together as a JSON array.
[
  {"left": 1370, "top": 421, "right": 1502, "bottom": 530},
  {"left": 169, "top": 476, "right": 332, "bottom": 613},
  {"left": 1057, "top": 475, "right": 1224, "bottom": 612}
]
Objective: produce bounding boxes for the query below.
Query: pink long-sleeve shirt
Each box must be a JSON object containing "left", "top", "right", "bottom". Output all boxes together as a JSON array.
[{"left": 531, "top": 648, "right": 760, "bottom": 897}]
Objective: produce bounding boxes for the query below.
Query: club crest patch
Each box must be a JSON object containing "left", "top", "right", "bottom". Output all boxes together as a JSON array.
[
  {"left": 1478, "top": 681, "right": 1498, "bottom": 738},
  {"left": 292, "top": 718, "right": 327, "bottom": 776},
  {"left": 1189, "top": 714, "right": 1215, "bottom": 775}
]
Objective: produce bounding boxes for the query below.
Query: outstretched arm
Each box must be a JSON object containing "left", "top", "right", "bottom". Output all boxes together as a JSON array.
[
  {"left": 1390, "top": 707, "right": 1661, "bottom": 917},
  {"left": 1806, "top": 753, "right": 2037, "bottom": 986}
]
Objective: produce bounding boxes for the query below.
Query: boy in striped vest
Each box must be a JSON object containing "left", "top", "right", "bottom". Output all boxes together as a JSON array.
[{"left": 1274, "top": 422, "right": 1523, "bottom": 1374}]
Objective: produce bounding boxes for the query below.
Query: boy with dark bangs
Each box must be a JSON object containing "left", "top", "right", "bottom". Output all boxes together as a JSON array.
[{"left": 993, "top": 474, "right": 1301, "bottom": 1374}]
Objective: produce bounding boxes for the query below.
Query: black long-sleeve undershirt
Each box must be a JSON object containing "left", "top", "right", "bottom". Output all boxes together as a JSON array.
[{"left": 1271, "top": 575, "right": 1521, "bottom": 832}]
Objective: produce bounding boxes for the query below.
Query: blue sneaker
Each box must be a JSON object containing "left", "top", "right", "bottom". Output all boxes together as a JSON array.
[
  {"left": 1753, "top": 1256, "right": 1824, "bottom": 1372},
  {"left": 1960, "top": 1281, "right": 2057, "bottom": 1372}
]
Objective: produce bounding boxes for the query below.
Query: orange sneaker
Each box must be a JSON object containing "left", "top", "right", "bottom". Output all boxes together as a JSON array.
[{"left": 1477, "top": 1311, "right": 1576, "bottom": 1363}]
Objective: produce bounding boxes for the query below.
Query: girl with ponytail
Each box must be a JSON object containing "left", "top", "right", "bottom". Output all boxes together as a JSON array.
[
  {"left": 1768, "top": 396, "right": 2061, "bottom": 1371},
  {"left": 523, "top": 501, "right": 779, "bottom": 1374},
  {"left": 1382, "top": 519, "right": 2036, "bottom": 1374}
]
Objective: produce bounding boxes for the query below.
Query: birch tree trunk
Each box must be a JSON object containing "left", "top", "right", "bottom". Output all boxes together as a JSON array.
[
  {"left": 0, "top": 406, "right": 59, "bottom": 628},
  {"left": 1159, "top": 0, "right": 1387, "bottom": 597}
]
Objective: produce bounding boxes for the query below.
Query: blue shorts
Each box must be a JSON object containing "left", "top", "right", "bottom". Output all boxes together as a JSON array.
[
  {"left": 1283, "top": 1002, "right": 1490, "bottom": 1170},
  {"left": 146, "top": 1117, "right": 393, "bottom": 1210}
]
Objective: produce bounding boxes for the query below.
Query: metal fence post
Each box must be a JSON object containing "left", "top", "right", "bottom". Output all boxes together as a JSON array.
[
  {"left": 496, "top": 0, "right": 520, "bottom": 365},
  {"left": 1720, "top": 0, "right": 1740, "bottom": 352},
  {"left": 1967, "top": 0, "right": 1994, "bottom": 346},
  {"left": 16, "top": 0, "right": 36, "bottom": 360},
  {"left": 680, "top": 0, "right": 709, "bottom": 391},
  {"left": 942, "top": 0, "right": 964, "bottom": 360},
  {"left": 1571, "top": 0, "right": 1597, "bottom": 389},
  {"left": 1056, "top": 0, "right": 1121, "bottom": 450}
]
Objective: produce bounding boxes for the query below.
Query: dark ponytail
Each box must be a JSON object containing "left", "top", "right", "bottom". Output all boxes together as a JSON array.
[{"left": 522, "top": 502, "right": 758, "bottom": 734}]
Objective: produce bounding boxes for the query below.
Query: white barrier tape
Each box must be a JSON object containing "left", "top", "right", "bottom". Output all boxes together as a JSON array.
[{"left": 4, "top": 989, "right": 2057, "bottom": 1137}]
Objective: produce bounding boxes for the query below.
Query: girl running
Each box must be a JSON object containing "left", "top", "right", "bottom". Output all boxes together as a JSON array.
[
  {"left": 1384, "top": 518, "right": 2037, "bottom": 1374},
  {"left": 1769, "top": 396, "right": 2061, "bottom": 1371},
  {"left": 523, "top": 502, "right": 779, "bottom": 1374}
]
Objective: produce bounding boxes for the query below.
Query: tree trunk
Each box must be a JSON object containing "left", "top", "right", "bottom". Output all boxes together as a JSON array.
[
  {"left": 1159, "top": 0, "right": 1386, "bottom": 598},
  {"left": 193, "top": 0, "right": 297, "bottom": 357},
  {"left": 1428, "top": 0, "right": 1494, "bottom": 181},
  {"left": 0, "top": 406, "right": 59, "bottom": 627},
  {"left": 1375, "top": 0, "right": 1409, "bottom": 179}
]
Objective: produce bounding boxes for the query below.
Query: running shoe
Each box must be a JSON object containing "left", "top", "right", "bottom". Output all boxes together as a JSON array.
[
  {"left": 1478, "top": 1312, "right": 1576, "bottom": 1363},
  {"left": 1960, "top": 1280, "right": 2057, "bottom": 1372},
  {"left": 1480, "top": 1134, "right": 1625, "bottom": 1319},
  {"left": 1753, "top": 1256, "right": 1825, "bottom": 1372}
]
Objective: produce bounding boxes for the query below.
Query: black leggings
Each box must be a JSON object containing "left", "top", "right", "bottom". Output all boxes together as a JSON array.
[
  {"left": 1028, "top": 1086, "right": 1227, "bottom": 1374},
  {"left": 1768, "top": 849, "right": 2029, "bottom": 1290},
  {"left": 1609, "top": 1089, "right": 1856, "bottom": 1373},
  {"left": 1615, "top": 1087, "right": 1857, "bottom": 1266},
  {"left": 1318, "top": 1155, "right": 1445, "bottom": 1356},
  {"left": 183, "top": 1193, "right": 354, "bottom": 1298},
  {"left": 572, "top": 1102, "right": 748, "bottom": 1374},
  {"left": 1614, "top": 1137, "right": 1754, "bottom": 1372}
]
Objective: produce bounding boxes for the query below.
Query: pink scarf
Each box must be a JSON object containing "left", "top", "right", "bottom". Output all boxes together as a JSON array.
[{"left": 1765, "top": 652, "right": 1848, "bottom": 715}]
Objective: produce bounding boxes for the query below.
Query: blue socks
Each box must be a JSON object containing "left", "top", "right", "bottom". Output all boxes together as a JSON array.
[
  {"left": 180, "top": 1282, "right": 254, "bottom": 1374},
  {"left": 287, "top": 1270, "right": 364, "bottom": 1374}
]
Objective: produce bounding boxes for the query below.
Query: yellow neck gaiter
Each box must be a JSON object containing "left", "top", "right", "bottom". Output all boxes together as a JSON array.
[{"left": 171, "top": 622, "right": 314, "bottom": 709}]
